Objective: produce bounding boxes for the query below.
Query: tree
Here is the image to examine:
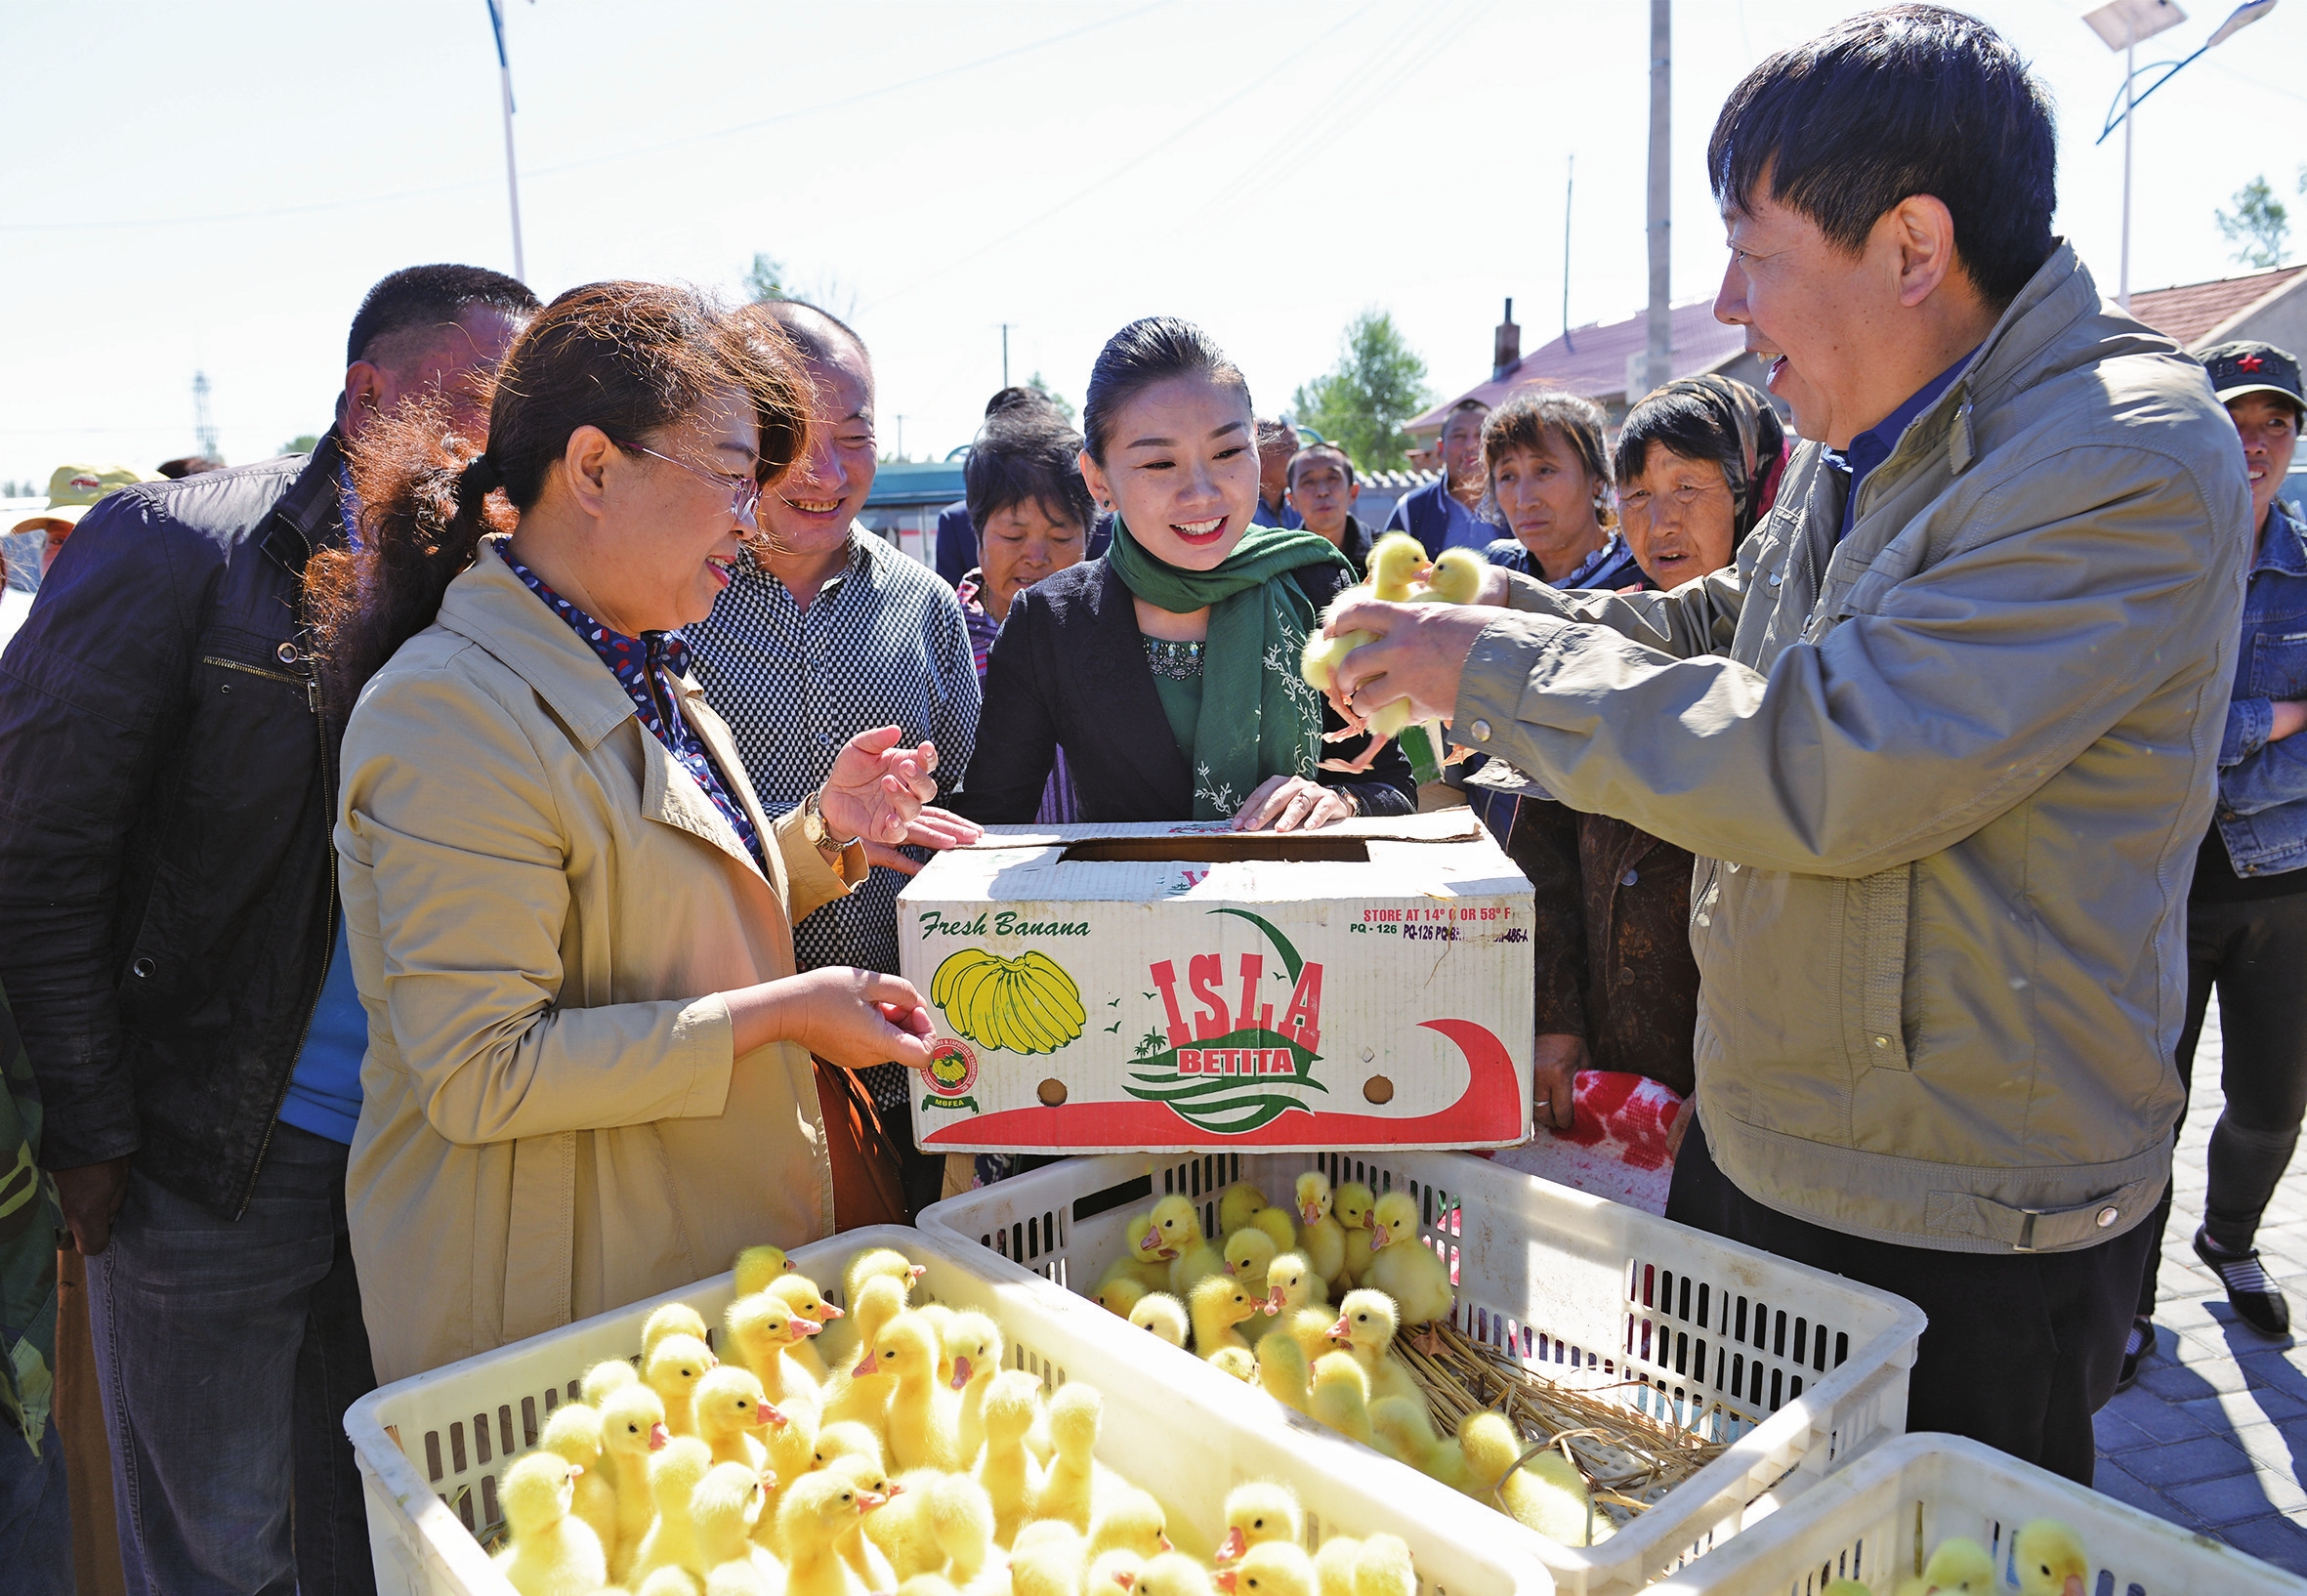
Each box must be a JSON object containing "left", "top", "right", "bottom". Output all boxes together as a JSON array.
[
  {"left": 2216, "top": 175, "right": 2291, "bottom": 270},
  {"left": 1291, "top": 311, "right": 1432, "bottom": 474},
  {"left": 741, "top": 252, "right": 860, "bottom": 320},
  {"left": 1027, "top": 371, "right": 1076, "bottom": 423},
  {"left": 743, "top": 252, "right": 787, "bottom": 302},
  {"left": 280, "top": 434, "right": 321, "bottom": 455}
]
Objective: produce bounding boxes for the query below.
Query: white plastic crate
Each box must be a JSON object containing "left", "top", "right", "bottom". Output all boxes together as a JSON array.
[
  {"left": 1647, "top": 1432, "right": 2307, "bottom": 1595},
  {"left": 918, "top": 1151, "right": 1928, "bottom": 1596},
  {"left": 344, "top": 1223, "right": 1550, "bottom": 1596}
]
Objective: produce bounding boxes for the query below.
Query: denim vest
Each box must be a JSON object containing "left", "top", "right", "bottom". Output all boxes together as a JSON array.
[{"left": 2212, "top": 498, "right": 2307, "bottom": 877}]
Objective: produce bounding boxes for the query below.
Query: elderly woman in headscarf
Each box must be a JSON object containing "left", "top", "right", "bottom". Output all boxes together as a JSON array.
[{"left": 1517, "top": 375, "right": 1786, "bottom": 1147}]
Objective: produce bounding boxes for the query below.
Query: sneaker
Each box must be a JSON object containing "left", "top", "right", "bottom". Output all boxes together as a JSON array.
[
  {"left": 2196, "top": 1227, "right": 2291, "bottom": 1336},
  {"left": 2116, "top": 1315, "right": 2154, "bottom": 1393}
]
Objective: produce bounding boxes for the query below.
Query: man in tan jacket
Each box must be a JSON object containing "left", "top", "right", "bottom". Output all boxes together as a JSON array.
[{"left": 1325, "top": 8, "right": 2249, "bottom": 1483}]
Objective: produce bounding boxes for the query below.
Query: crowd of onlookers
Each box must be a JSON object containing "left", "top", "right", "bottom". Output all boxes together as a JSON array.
[{"left": 4, "top": 7, "right": 2306, "bottom": 1591}]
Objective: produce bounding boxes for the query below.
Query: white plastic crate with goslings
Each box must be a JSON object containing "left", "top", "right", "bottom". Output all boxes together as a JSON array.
[
  {"left": 918, "top": 1150, "right": 1928, "bottom": 1596},
  {"left": 343, "top": 1223, "right": 1550, "bottom": 1596},
  {"left": 1648, "top": 1431, "right": 2307, "bottom": 1595}
]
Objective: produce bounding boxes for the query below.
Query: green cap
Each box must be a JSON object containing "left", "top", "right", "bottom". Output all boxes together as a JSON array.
[{"left": 9, "top": 464, "right": 154, "bottom": 535}]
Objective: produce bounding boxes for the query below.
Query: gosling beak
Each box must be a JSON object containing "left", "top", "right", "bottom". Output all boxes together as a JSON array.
[
  {"left": 796, "top": 1320, "right": 822, "bottom": 1336},
  {"left": 2064, "top": 1580, "right": 2084, "bottom": 1596},
  {"left": 758, "top": 1404, "right": 784, "bottom": 1427},
  {"left": 950, "top": 1356, "right": 973, "bottom": 1390},
  {"left": 1139, "top": 1231, "right": 1160, "bottom": 1253},
  {"left": 1158, "top": 1534, "right": 1173, "bottom": 1553},
  {"left": 908, "top": 1265, "right": 927, "bottom": 1281},
  {"left": 1300, "top": 1203, "right": 1319, "bottom": 1224},
  {"left": 1367, "top": 1224, "right": 1392, "bottom": 1250},
  {"left": 1113, "top": 1575, "right": 1136, "bottom": 1593},
  {"left": 884, "top": 1481, "right": 906, "bottom": 1498},
  {"left": 1325, "top": 1317, "right": 1351, "bottom": 1344},
  {"left": 648, "top": 1423, "right": 670, "bottom": 1451},
  {"left": 1217, "top": 1528, "right": 1246, "bottom": 1565},
  {"left": 567, "top": 1463, "right": 584, "bottom": 1478},
  {"left": 761, "top": 1467, "right": 778, "bottom": 1490},
  {"left": 1225, "top": 1261, "right": 1238, "bottom": 1275},
  {"left": 1215, "top": 1572, "right": 1238, "bottom": 1594},
  {"left": 858, "top": 1491, "right": 886, "bottom": 1512},
  {"left": 1264, "top": 1287, "right": 1284, "bottom": 1316},
  {"left": 855, "top": 1350, "right": 879, "bottom": 1376},
  {"left": 820, "top": 1305, "right": 845, "bottom": 1321}
]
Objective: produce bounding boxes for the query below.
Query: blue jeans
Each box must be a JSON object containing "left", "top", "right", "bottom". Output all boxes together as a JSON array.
[
  {"left": 0, "top": 1418, "right": 73, "bottom": 1596},
  {"left": 87, "top": 1120, "right": 377, "bottom": 1595}
]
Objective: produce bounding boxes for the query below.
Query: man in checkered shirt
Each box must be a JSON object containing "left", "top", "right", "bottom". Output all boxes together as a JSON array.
[{"left": 688, "top": 300, "right": 980, "bottom": 1212}]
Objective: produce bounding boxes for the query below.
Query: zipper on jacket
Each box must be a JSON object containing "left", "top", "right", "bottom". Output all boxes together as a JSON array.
[
  {"left": 200, "top": 654, "right": 306, "bottom": 688},
  {"left": 236, "top": 642, "right": 341, "bottom": 1219}
]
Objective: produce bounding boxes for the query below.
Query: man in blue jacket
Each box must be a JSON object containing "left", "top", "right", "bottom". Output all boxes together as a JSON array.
[
  {"left": 0, "top": 264, "right": 533, "bottom": 1594},
  {"left": 1386, "top": 397, "right": 1496, "bottom": 555}
]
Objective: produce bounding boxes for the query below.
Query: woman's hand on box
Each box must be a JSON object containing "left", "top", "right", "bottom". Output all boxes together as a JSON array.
[
  {"left": 1232, "top": 775, "right": 1354, "bottom": 833},
  {"left": 731, "top": 966, "right": 937, "bottom": 1071}
]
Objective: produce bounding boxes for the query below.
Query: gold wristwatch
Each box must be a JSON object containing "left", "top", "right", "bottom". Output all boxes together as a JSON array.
[{"left": 800, "top": 789, "right": 858, "bottom": 861}]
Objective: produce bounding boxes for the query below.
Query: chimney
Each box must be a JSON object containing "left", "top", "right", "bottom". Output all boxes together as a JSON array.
[{"left": 1491, "top": 297, "right": 1521, "bottom": 382}]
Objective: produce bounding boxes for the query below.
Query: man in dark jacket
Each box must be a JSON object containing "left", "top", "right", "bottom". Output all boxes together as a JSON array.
[{"left": 0, "top": 264, "right": 534, "bottom": 1594}]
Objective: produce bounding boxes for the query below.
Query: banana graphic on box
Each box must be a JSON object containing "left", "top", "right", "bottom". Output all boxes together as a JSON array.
[{"left": 930, "top": 948, "right": 1087, "bottom": 1056}]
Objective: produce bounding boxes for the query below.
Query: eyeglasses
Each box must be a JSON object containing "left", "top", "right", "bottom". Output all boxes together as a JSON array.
[{"left": 608, "top": 438, "right": 762, "bottom": 527}]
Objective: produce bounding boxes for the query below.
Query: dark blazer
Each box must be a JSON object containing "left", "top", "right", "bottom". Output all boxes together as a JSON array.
[
  {"left": 954, "top": 556, "right": 1415, "bottom": 824},
  {"left": 0, "top": 437, "right": 347, "bottom": 1215}
]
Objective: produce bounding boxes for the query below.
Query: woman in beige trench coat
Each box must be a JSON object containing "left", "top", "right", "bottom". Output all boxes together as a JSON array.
[{"left": 312, "top": 284, "right": 980, "bottom": 1381}]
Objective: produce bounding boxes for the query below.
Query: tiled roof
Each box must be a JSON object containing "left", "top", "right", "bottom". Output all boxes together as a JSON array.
[
  {"left": 2126, "top": 266, "right": 2305, "bottom": 349},
  {"left": 1407, "top": 299, "right": 1747, "bottom": 434}
]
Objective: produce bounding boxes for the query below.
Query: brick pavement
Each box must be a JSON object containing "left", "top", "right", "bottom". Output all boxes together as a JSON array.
[{"left": 2094, "top": 997, "right": 2307, "bottom": 1573}]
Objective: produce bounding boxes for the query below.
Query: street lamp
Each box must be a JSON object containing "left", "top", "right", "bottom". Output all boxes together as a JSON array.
[{"left": 2084, "top": 0, "right": 2280, "bottom": 310}]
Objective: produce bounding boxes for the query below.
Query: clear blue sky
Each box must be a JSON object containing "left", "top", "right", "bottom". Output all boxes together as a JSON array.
[{"left": 2, "top": 0, "right": 2300, "bottom": 484}]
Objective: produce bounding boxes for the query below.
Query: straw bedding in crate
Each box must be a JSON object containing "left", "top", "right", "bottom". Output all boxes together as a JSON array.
[{"left": 1403, "top": 1320, "right": 1729, "bottom": 1537}]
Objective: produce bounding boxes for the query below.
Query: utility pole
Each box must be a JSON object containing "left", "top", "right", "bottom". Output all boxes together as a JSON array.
[
  {"left": 2119, "top": 30, "right": 2134, "bottom": 309},
  {"left": 485, "top": 0, "right": 527, "bottom": 281},
  {"left": 999, "top": 323, "right": 1013, "bottom": 390},
  {"left": 895, "top": 416, "right": 906, "bottom": 460},
  {"left": 191, "top": 370, "right": 219, "bottom": 460},
  {"left": 1644, "top": 0, "right": 1671, "bottom": 396},
  {"left": 1562, "top": 153, "right": 1575, "bottom": 351}
]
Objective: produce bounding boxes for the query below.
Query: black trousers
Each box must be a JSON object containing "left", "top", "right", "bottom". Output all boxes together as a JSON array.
[
  {"left": 1667, "top": 1119, "right": 2155, "bottom": 1485},
  {"left": 2136, "top": 890, "right": 2307, "bottom": 1315}
]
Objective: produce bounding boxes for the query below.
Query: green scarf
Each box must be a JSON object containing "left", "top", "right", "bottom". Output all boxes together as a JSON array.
[{"left": 1108, "top": 517, "right": 1355, "bottom": 819}]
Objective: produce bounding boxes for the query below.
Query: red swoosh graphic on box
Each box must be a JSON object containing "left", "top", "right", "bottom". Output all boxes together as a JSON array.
[{"left": 921, "top": 1019, "right": 1522, "bottom": 1146}]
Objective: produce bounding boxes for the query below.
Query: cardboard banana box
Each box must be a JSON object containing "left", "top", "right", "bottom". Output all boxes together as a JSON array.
[{"left": 894, "top": 809, "right": 1535, "bottom": 1153}]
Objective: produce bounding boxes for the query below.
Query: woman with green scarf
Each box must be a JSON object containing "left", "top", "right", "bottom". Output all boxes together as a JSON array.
[{"left": 954, "top": 317, "right": 1413, "bottom": 828}]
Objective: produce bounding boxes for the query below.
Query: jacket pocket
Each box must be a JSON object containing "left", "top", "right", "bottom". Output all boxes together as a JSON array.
[
  {"left": 2249, "top": 633, "right": 2307, "bottom": 702},
  {"left": 1842, "top": 863, "right": 1913, "bottom": 1071}
]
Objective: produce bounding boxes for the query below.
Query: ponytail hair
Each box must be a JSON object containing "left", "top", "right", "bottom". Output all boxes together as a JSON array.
[
  {"left": 308, "top": 279, "right": 811, "bottom": 714},
  {"left": 1079, "top": 316, "right": 1250, "bottom": 466}
]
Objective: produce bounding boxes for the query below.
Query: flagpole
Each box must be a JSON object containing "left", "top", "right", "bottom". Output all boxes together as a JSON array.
[{"left": 485, "top": 0, "right": 526, "bottom": 281}]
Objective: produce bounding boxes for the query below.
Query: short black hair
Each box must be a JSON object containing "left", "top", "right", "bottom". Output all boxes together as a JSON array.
[
  {"left": 1286, "top": 442, "right": 1355, "bottom": 490},
  {"left": 345, "top": 264, "right": 540, "bottom": 367},
  {"left": 985, "top": 386, "right": 1052, "bottom": 419},
  {"left": 1707, "top": 5, "right": 2056, "bottom": 307},
  {"left": 965, "top": 412, "right": 1096, "bottom": 536},
  {"left": 755, "top": 299, "right": 869, "bottom": 368},
  {"left": 1081, "top": 316, "right": 1250, "bottom": 465}
]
